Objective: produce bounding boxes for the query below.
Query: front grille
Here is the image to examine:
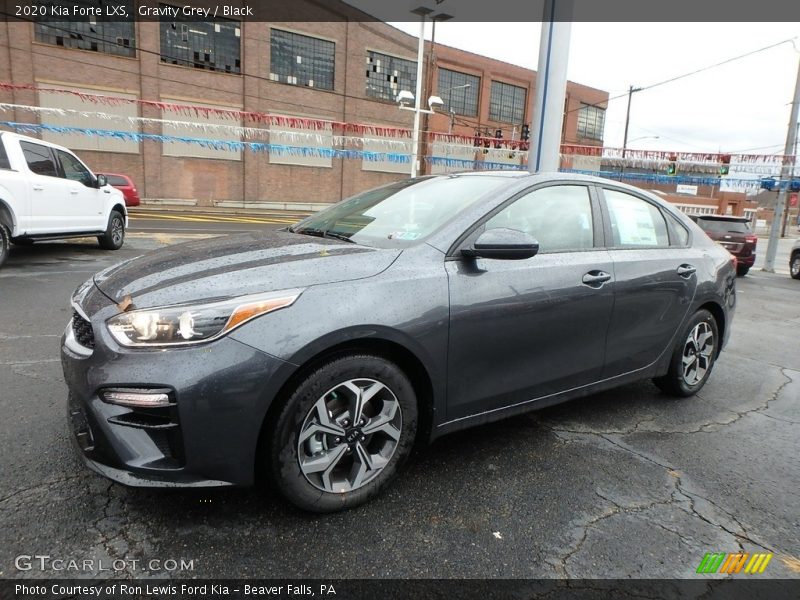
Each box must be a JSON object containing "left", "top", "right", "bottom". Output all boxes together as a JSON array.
[{"left": 72, "top": 310, "right": 95, "bottom": 349}]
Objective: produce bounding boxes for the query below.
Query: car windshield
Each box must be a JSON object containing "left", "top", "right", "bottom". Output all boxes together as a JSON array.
[
  {"left": 289, "top": 175, "right": 511, "bottom": 247},
  {"left": 696, "top": 217, "right": 752, "bottom": 234}
]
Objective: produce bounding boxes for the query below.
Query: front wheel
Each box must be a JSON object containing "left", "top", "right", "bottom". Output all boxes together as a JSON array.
[
  {"left": 98, "top": 210, "right": 125, "bottom": 250},
  {"left": 270, "top": 354, "right": 417, "bottom": 513},
  {"left": 653, "top": 309, "right": 719, "bottom": 397},
  {"left": 791, "top": 253, "right": 800, "bottom": 280}
]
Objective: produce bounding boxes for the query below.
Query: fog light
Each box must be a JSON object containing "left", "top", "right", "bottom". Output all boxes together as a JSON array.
[{"left": 100, "top": 388, "right": 174, "bottom": 408}]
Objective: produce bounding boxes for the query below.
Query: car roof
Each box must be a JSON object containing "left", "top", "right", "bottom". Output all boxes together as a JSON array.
[
  {"left": 693, "top": 214, "right": 750, "bottom": 221},
  {"left": 0, "top": 131, "right": 74, "bottom": 154}
]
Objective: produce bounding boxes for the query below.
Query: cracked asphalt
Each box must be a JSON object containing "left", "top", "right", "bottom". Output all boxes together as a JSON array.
[{"left": 0, "top": 229, "right": 798, "bottom": 581}]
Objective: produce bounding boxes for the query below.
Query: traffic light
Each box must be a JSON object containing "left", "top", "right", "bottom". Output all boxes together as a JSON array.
[
  {"left": 666, "top": 154, "right": 677, "bottom": 176},
  {"left": 719, "top": 154, "right": 731, "bottom": 176},
  {"left": 493, "top": 129, "right": 503, "bottom": 149},
  {"left": 521, "top": 124, "right": 530, "bottom": 141}
]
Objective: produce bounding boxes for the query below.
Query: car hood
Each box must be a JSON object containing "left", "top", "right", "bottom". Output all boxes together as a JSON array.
[{"left": 93, "top": 231, "right": 401, "bottom": 309}]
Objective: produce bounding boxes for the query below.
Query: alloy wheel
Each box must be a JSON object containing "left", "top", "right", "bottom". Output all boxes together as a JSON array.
[
  {"left": 111, "top": 217, "right": 124, "bottom": 246},
  {"left": 681, "top": 321, "right": 714, "bottom": 386},
  {"left": 791, "top": 255, "right": 800, "bottom": 278},
  {"left": 297, "top": 378, "right": 402, "bottom": 493}
]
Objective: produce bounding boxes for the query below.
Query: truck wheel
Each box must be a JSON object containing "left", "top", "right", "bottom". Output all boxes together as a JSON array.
[
  {"left": 0, "top": 222, "right": 9, "bottom": 268},
  {"left": 98, "top": 211, "right": 125, "bottom": 250}
]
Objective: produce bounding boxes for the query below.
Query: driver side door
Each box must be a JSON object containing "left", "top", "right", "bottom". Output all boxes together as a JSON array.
[
  {"left": 53, "top": 149, "right": 107, "bottom": 232},
  {"left": 445, "top": 183, "right": 615, "bottom": 421}
]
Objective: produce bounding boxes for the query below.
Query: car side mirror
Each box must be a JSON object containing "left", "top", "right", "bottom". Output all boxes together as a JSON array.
[
  {"left": 462, "top": 228, "right": 540, "bottom": 260},
  {"left": 96, "top": 174, "right": 107, "bottom": 188}
]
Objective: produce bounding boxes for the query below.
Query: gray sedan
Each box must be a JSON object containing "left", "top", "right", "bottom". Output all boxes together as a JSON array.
[{"left": 61, "top": 172, "right": 736, "bottom": 512}]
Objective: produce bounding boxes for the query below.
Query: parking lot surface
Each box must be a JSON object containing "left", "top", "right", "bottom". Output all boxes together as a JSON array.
[{"left": 1, "top": 217, "right": 798, "bottom": 579}]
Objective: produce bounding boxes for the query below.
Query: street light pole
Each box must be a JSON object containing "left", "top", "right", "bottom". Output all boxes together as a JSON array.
[
  {"left": 410, "top": 13, "right": 426, "bottom": 178},
  {"left": 763, "top": 53, "right": 800, "bottom": 272}
]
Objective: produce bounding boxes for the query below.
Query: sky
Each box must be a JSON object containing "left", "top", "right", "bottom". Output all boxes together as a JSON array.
[{"left": 388, "top": 22, "right": 800, "bottom": 156}]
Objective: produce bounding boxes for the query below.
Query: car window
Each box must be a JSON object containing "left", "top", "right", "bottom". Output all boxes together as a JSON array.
[
  {"left": 484, "top": 185, "right": 594, "bottom": 253},
  {"left": 603, "top": 189, "right": 669, "bottom": 248},
  {"left": 695, "top": 218, "right": 752, "bottom": 234},
  {"left": 56, "top": 150, "right": 94, "bottom": 187},
  {"left": 105, "top": 175, "right": 129, "bottom": 186},
  {"left": 20, "top": 141, "right": 59, "bottom": 178},
  {"left": 664, "top": 211, "right": 690, "bottom": 246},
  {"left": 0, "top": 139, "right": 10, "bottom": 169}
]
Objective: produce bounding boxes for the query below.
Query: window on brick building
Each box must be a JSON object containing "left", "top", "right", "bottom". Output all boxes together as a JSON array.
[
  {"left": 34, "top": 0, "right": 135, "bottom": 58},
  {"left": 577, "top": 103, "right": 606, "bottom": 141},
  {"left": 489, "top": 81, "right": 526, "bottom": 124},
  {"left": 365, "top": 51, "right": 417, "bottom": 102},
  {"left": 159, "top": 7, "right": 241, "bottom": 73},
  {"left": 437, "top": 68, "right": 480, "bottom": 117},
  {"left": 270, "top": 29, "right": 335, "bottom": 90}
]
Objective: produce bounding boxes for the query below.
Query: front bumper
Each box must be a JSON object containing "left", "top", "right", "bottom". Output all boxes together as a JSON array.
[{"left": 61, "top": 288, "right": 295, "bottom": 488}]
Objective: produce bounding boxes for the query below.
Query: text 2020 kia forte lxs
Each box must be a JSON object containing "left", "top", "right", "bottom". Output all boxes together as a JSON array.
[{"left": 62, "top": 173, "right": 736, "bottom": 512}]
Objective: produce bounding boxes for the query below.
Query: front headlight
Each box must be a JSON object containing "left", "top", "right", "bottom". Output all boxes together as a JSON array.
[{"left": 106, "top": 289, "right": 302, "bottom": 347}]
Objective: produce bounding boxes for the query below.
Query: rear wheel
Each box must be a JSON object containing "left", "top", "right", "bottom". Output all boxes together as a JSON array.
[
  {"left": 98, "top": 210, "right": 125, "bottom": 250},
  {"left": 270, "top": 354, "right": 417, "bottom": 513},
  {"left": 0, "top": 222, "right": 9, "bottom": 268},
  {"left": 791, "top": 252, "right": 800, "bottom": 280},
  {"left": 653, "top": 309, "right": 719, "bottom": 397},
  {"left": 736, "top": 264, "right": 750, "bottom": 277}
]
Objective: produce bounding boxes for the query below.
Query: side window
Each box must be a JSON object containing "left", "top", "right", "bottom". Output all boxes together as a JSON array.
[
  {"left": 603, "top": 189, "right": 669, "bottom": 248},
  {"left": 0, "top": 139, "right": 10, "bottom": 169},
  {"left": 20, "top": 141, "right": 59, "bottom": 177},
  {"left": 56, "top": 150, "right": 94, "bottom": 187},
  {"left": 664, "top": 211, "right": 690, "bottom": 247},
  {"left": 485, "top": 185, "right": 594, "bottom": 253}
]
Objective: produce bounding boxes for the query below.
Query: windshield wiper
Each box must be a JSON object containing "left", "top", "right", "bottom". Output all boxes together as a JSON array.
[{"left": 291, "top": 227, "right": 356, "bottom": 243}]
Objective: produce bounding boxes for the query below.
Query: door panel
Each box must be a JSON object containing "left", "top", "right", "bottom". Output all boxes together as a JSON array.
[
  {"left": 599, "top": 187, "right": 698, "bottom": 377},
  {"left": 20, "top": 141, "right": 71, "bottom": 233},
  {"left": 445, "top": 183, "right": 613, "bottom": 421},
  {"left": 55, "top": 149, "right": 106, "bottom": 230}
]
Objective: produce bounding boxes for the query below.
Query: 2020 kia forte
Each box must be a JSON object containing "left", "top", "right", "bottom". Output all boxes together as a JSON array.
[{"left": 62, "top": 172, "right": 736, "bottom": 512}]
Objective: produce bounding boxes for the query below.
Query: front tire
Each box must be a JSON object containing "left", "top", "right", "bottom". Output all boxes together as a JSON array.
[
  {"left": 98, "top": 210, "right": 125, "bottom": 250},
  {"left": 653, "top": 309, "right": 719, "bottom": 397},
  {"left": 270, "top": 354, "right": 417, "bottom": 513},
  {"left": 0, "top": 222, "right": 9, "bottom": 268},
  {"left": 791, "top": 252, "right": 800, "bottom": 280}
]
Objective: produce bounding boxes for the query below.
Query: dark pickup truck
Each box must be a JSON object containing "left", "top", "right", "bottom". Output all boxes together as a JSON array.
[{"left": 690, "top": 215, "right": 757, "bottom": 277}]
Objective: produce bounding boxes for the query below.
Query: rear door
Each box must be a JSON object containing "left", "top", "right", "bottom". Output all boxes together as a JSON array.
[
  {"left": 598, "top": 187, "right": 699, "bottom": 378},
  {"left": 19, "top": 140, "right": 72, "bottom": 233},
  {"left": 445, "top": 183, "right": 615, "bottom": 420}
]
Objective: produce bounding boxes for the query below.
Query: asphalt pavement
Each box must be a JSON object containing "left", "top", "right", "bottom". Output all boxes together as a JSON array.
[{"left": 0, "top": 211, "right": 798, "bottom": 580}]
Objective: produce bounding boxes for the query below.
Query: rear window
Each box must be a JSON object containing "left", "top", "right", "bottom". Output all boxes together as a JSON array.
[
  {"left": 695, "top": 217, "right": 752, "bottom": 234},
  {"left": 104, "top": 175, "right": 130, "bottom": 186}
]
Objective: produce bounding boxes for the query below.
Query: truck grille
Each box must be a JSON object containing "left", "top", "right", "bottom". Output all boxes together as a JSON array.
[{"left": 72, "top": 310, "right": 95, "bottom": 349}]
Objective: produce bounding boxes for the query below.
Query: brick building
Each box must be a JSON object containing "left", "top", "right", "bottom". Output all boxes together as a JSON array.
[{"left": 0, "top": 5, "right": 609, "bottom": 209}]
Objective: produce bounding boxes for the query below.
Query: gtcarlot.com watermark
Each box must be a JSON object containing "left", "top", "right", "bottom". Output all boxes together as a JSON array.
[{"left": 15, "top": 554, "right": 195, "bottom": 573}]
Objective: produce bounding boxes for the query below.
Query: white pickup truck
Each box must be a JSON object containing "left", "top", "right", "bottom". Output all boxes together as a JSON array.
[{"left": 0, "top": 132, "right": 128, "bottom": 268}]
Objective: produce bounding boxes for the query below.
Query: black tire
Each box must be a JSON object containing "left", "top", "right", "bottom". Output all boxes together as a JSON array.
[
  {"left": 270, "top": 354, "right": 417, "bottom": 513},
  {"left": 736, "top": 264, "right": 749, "bottom": 277},
  {"left": 98, "top": 210, "right": 125, "bottom": 250},
  {"left": 0, "top": 222, "right": 9, "bottom": 268},
  {"left": 10, "top": 237, "right": 34, "bottom": 246},
  {"left": 791, "top": 252, "right": 800, "bottom": 280},
  {"left": 653, "top": 309, "right": 719, "bottom": 397}
]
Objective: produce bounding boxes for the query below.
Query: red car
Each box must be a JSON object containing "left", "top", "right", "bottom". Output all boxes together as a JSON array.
[
  {"left": 690, "top": 214, "right": 757, "bottom": 276},
  {"left": 100, "top": 173, "right": 140, "bottom": 207}
]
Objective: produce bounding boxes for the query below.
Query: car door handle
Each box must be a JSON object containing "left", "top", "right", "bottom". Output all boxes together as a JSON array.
[
  {"left": 677, "top": 264, "right": 697, "bottom": 278},
  {"left": 69, "top": 188, "right": 79, "bottom": 195},
  {"left": 32, "top": 184, "right": 44, "bottom": 191},
  {"left": 582, "top": 271, "right": 612, "bottom": 287}
]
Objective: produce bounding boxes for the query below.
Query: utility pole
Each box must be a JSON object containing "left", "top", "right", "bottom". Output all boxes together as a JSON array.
[
  {"left": 763, "top": 54, "right": 800, "bottom": 272},
  {"left": 621, "top": 85, "right": 642, "bottom": 159}
]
